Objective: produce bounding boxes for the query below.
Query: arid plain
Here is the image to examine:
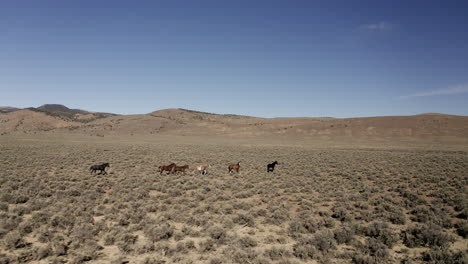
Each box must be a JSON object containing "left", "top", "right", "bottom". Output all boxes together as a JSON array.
[{"left": 0, "top": 106, "right": 467, "bottom": 263}]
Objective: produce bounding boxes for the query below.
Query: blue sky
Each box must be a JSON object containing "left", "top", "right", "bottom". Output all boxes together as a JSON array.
[{"left": 1, "top": 0, "right": 467, "bottom": 117}]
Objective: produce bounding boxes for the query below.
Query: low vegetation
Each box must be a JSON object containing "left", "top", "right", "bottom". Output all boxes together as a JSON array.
[{"left": 0, "top": 135, "right": 466, "bottom": 263}]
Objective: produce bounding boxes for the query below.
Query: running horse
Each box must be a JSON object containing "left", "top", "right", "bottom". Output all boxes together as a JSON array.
[
  {"left": 90, "top": 163, "right": 110, "bottom": 175},
  {"left": 173, "top": 165, "right": 189, "bottom": 174},
  {"left": 159, "top": 163, "right": 176, "bottom": 175},
  {"left": 195, "top": 164, "right": 211, "bottom": 175},
  {"left": 228, "top": 162, "right": 240, "bottom": 174}
]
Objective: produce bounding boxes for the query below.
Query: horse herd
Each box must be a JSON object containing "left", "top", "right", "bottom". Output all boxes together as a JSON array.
[{"left": 89, "top": 161, "right": 279, "bottom": 175}]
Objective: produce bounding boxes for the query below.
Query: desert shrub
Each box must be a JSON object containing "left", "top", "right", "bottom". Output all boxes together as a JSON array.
[
  {"left": 13, "top": 194, "right": 29, "bottom": 204},
  {"left": 145, "top": 224, "right": 174, "bottom": 242},
  {"left": 17, "top": 221, "right": 33, "bottom": 235},
  {"left": 0, "top": 193, "right": 14, "bottom": 204},
  {"left": 70, "top": 223, "right": 99, "bottom": 243},
  {"left": 136, "top": 241, "right": 156, "bottom": 254},
  {"left": 292, "top": 243, "right": 319, "bottom": 260},
  {"left": 233, "top": 213, "right": 255, "bottom": 227},
  {"left": 199, "top": 238, "right": 216, "bottom": 252},
  {"left": 334, "top": 225, "right": 355, "bottom": 244},
  {"left": 15, "top": 249, "right": 34, "bottom": 263},
  {"left": 207, "top": 225, "right": 227, "bottom": 243},
  {"left": 421, "top": 248, "right": 467, "bottom": 264},
  {"left": 185, "top": 240, "right": 196, "bottom": 250},
  {"left": 141, "top": 256, "right": 166, "bottom": 264},
  {"left": 277, "top": 259, "right": 300, "bottom": 264},
  {"left": 155, "top": 242, "right": 175, "bottom": 257},
  {"left": 0, "top": 203, "right": 8, "bottom": 212},
  {"left": 265, "top": 208, "right": 289, "bottom": 225},
  {"left": 0, "top": 213, "right": 21, "bottom": 231},
  {"left": 223, "top": 247, "right": 262, "bottom": 264},
  {"left": 0, "top": 254, "right": 11, "bottom": 264},
  {"left": 332, "top": 205, "right": 352, "bottom": 222},
  {"left": 410, "top": 206, "right": 453, "bottom": 228},
  {"left": 264, "top": 246, "right": 291, "bottom": 260},
  {"left": 34, "top": 246, "right": 52, "bottom": 260},
  {"left": 364, "top": 222, "right": 398, "bottom": 247},
  {"left": 174, "top": 241, "right": 188, "bottom": 254},
  {"left": 116, "top": 233, "right": 138, "bottom": 253},
  {"left": 455, "top": 221, "right": 468, "bottom": 238},
  {"left": 238, "top": 236, "right": 257, "bottom": 248},
  {"left": 353, "top": 238, "right": 390, "bottom": 264},
  {"left": 311, "top": 229, "right": 336, "bottom": 252},
  {"left": 352, "top": 253, "right": 377, "bottom": 264},
  {"left": 402, "top": 223, "right": 454, "bottom": 248},
  {"left": 386, "top": 210, "right": 406, "bottom": 225},
  {"left": 209, "top": 257, "right": 225, "bottom": 264},
  {"left": 401, "top": 191, "right": 426, "bottom": 208},
  {"left": 51, "top": 241, "right": 69, "bottom": 256},
  {"left": 31, "top": 211, "right": 51, "bottom": 228},
  {"left": 173, "top": 231, "right": 185, "bottom": 241},
  {"left": 50, "top": 213, "right": 75, "bottom": 230},
  {"left": 3, "top": 231, "right": 27, "bottom": 249},
  {"left": 288, "top": 215, "right": 331, "bottom": 237},
  {"left": 77, "top": 240, "right": 103, "bottom": 260},
  {"left": 70, "top": 254, "right": 93, "bottom": 264},
  {"left": 254, "top": 208, "right": 267, "bottom": 217}
]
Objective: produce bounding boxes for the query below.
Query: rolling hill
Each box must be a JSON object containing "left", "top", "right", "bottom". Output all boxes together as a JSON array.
[{"left": 1, "top": 106, "right": 467, "bottom": 141}]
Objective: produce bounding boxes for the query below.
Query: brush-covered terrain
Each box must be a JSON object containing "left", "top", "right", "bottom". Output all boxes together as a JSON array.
[{"left": 0, "top": 135, "right": 467, "bottom": 264}]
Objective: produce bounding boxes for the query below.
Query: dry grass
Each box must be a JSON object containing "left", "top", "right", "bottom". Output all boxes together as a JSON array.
[{"left": 0, "top": 135, "right": 466, "bottom": 263}]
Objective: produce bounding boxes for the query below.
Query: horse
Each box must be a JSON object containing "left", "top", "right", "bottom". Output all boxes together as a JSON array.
[
  {"left": 159, "top": 163, "right": 176, "bottom": 175},
  {"left": 90, "top": 163, "right": 110, "bottom": 175},
  {"left": 195, "top": 164, "right": 211, "bottom": 175},
  {"left": 228, "top": 162, "right": 240, "bottom": 174},
  {"left": 173, "top": 165, "right": 189, "bottom": 174},
  {"left": 267, "top": 161, "right": 279, "bottom": 172}
]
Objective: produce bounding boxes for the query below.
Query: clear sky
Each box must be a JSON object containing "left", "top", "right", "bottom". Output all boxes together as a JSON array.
[{"left": 1, "top": 0, "right": 467, "bottom": 117}]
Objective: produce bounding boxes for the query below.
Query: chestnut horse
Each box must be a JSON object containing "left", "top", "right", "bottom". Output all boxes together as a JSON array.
[
  {"left": 159, "top": 163, "right": 176, "bottom": 175},
  {"left": 173, "top": 165, "right": 189, "bottom": 174},
  {"left": 228, "top": 162, "right": 240, "bottom": 174}
]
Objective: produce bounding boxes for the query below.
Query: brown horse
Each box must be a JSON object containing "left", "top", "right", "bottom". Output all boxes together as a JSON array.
[
  {"left": 228, "top": 162, "right": 240, "bottom": 174},
  {"left": 173, "top": 165, "right": 189, "bottom": 174},
  {"left": 159, "top": 163, "right": 176, "bottom": 175}
]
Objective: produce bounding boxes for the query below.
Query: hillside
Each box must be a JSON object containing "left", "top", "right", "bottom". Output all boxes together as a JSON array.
[
  {"left": 1, "top": 107, "right": 468, "bottom": 141},
  {"left": 32, "top": 104, "right": 117, "bottom": 121},
  {"left": 0, "top": 106, "right": 21, "bottom": 113},
  {"left": 0, "top": 109, "right": 81, "bottom": 133}
]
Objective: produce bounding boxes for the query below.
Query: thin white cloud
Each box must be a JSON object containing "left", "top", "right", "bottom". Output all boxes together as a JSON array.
[
  {"left": 360, "top": 21, "right": 394, "bottom": 31},
  {"left": 400, "top": 84, "right": 468, "bottom": 99}
]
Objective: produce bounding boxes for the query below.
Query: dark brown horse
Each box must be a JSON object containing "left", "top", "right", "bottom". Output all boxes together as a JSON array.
[
  {"left": 90, "top": 163, "right": 110, "bottom": 175},
  {"left": 228, "top": 162, "right": 240, "bottom": 174},
  {"left": 159, "top": 163, "right": 176, "bottom": 175},
  {"left": 173, "top": 165, "right": 189, "bottom": 174},
  {"left": 267, "top": 161, "right": 279, "bottom": 172}
]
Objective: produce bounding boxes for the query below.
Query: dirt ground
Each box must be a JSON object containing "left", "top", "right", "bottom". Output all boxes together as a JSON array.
[{"left": 0, "top": 134, "right": 467, "bottom": 263}]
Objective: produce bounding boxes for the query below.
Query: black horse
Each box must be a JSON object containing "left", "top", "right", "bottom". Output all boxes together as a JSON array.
[
  {"left": 267, "top": 161, "right": 278, "bottom": 172},
  {"left": 90, "top": 163, "right": 110, "bottom": 175}
]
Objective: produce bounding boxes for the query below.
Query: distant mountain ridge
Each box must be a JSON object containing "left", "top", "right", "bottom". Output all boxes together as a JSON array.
[
  {"left": 0, "top": 106, "right": 21, "bottom": 113},
  {"left": 29, "top": 104, "right": 118, "bottom": 121},
  {"left": 37, "top": 104, "right": 89, "bottom": 115}
]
